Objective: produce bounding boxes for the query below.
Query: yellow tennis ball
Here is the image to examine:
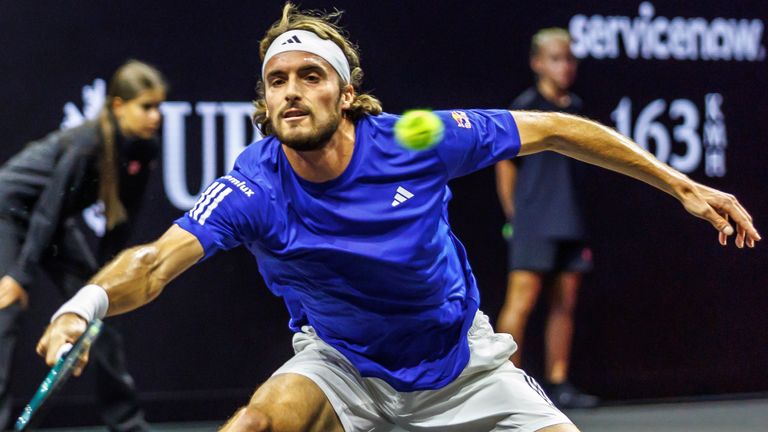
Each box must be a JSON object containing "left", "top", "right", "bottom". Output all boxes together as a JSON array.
[{"left": 394, "top": 110, "right": 445, "bottom": 151}]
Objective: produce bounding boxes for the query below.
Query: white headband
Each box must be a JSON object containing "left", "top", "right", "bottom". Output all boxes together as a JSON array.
[{"left": 262, "top": 29, "right": 351, "bottom": 84}]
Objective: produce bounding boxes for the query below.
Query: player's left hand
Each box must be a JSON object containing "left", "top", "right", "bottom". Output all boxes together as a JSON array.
[{"left": 680, "top": 183, "right": 760, "bottom": 248}]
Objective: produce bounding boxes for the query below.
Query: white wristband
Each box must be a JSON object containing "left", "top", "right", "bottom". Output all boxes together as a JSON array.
[{"left": 51, "top": 284, "right": 109, "bottom": 323}]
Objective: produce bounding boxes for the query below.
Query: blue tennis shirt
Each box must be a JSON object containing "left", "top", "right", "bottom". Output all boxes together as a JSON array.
[{"left": 175, "top": 110, "right": 521, "bottom": 391}]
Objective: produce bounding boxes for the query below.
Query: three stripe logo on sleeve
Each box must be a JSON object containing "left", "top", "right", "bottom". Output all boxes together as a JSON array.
[{"left": 189, "top": 182, "right": 233, "bottom": 225}]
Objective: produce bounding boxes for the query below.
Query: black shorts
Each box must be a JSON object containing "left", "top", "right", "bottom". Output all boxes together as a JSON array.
[{"left": 508, "top": 237, "right": 593, "bottom": 273}]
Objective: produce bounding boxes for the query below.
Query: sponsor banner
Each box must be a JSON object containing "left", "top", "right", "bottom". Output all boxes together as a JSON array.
[{"left": 570, "top": 1, "right": 766, "bottom": 61}]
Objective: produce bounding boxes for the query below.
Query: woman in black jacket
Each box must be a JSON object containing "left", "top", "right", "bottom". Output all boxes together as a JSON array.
[{"left": 0, "top": 60, "right": 166, "bottom": 431}]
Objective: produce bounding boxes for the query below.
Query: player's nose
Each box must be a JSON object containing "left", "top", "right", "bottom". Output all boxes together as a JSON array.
[{"left": 284, "top": 77, "right": 302, "bottom": 102}]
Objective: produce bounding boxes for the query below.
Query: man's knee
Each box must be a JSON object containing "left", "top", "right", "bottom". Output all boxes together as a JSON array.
[
  {"left": 227, "top": 373, "right": 342, "bottom": 432},
  {"left": 220, "top": 406, "right": 271, "bottom": 432}
]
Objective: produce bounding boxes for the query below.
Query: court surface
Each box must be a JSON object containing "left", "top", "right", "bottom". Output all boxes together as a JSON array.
[{"left": 34, "top": 397, "right": 768, "bottom": 431}]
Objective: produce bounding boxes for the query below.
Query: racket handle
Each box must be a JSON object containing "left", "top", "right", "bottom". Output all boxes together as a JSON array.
[{"left": 55, "top": 343, "right": 73, "bottom": 361}]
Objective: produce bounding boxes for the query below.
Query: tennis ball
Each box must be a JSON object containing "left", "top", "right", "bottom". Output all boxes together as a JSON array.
[{"left": 394, "top": 110, "right": 445, "bottom": 151}]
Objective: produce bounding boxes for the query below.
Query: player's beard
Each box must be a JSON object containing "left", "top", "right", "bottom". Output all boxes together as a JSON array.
[{"left": 275, "top": 106, "right": 342, "bottom": 152}]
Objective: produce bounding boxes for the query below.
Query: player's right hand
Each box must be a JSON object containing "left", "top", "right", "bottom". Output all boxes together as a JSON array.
[{"left": 36, "top": 313, "right": 89, "bottom": 375}]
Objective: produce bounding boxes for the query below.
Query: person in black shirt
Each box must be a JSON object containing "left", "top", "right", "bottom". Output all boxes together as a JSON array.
[
  {"left": 495, "top": 28, "right": 598, "bottom": 409},
  {"left": 0, "top": 60, "right": 166, "bottom": 431}
]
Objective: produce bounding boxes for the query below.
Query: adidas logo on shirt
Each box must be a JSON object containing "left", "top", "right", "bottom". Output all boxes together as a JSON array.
[
  {"left": 391, "top": 186, "right": 414, "bottom": 207},
  {"left": 281, "top": 35, "right": 302, "bottom": 45},
  {"left": 189, "top": 182, "right": 233, "bottom": 225}
]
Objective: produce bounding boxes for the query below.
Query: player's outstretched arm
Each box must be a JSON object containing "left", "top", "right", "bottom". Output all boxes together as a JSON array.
[
  {"left": 36, "top": 225, "right": 203, "bottom": 367},
  {"left": 90, "top": 224, "right": 203, "bottom": 315},
  {"left": 512, "top": 110, "right": 761, "bottom": 248}
]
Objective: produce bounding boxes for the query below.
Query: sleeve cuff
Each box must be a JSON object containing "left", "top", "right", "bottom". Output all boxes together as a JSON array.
[{"left": 173, "top": 220, "right": 219, "bottom": 261}]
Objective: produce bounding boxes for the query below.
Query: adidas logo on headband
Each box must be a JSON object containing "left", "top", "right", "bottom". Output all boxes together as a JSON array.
[
  {"left": 262, "top": 29, "right": 351, "bottom": 84},
  {"left": 282, "top": 35, "right": 302, "bottom": 45}
]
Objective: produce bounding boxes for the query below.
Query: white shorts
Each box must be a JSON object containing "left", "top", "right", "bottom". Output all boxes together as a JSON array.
[{"left": 273, "top": 311, "right": 573, "bottom": 432}]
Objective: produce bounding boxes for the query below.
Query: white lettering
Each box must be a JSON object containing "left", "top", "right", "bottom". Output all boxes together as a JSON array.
[
  {"left": 611, "top": 95, "right": 726, "bottom": 176},
  {"left": 161, "top": 102, "right": 260, "bottom": 210},
  {"left": 569, "top": 2, "right": 765, "bottom": 62},
  {"left": 590, "top": 15, "right": 609, "bottom": 59},
  {"left": 161, "top": 102, "right": 201, "bottom": 210},
  {"left": 221, "top": 102, "right": 258, "bottom": 171},
  {"left": 616, "top": 17, "right": 641, "bottom": 59},
  {"left": 197, "top": 102, "right": 220, "bottom": 207},
  {"left": 667, "top": 17, "right": 688, "bottom": 60},
  {"left": 703, "top": 93, "right": 728, "bottom": 177},
  {"left": 223, "top": 175, "right": 255, "bottom": 197},
  {"left": 635, "top": 99, "right": 670, "bottom": 161},
  {"left": 569, "top": 15, "right": 589, "bottom": 58},
  {"left": 668, "top": 99, "right": 701, "bottom": 172}
]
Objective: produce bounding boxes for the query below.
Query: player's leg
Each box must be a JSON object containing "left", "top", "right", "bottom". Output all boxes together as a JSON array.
[
  {"left": 222, "top": 325, "right": 393, "bottom": 432},
  {"left": 0, "top": 220, "right": 24, "bottom": 430},
  {"left": 545, "top": 271, "right": 581, "bottom": 384},
  {"left": 220, "top": 373, "right": 342, "bottom": 432}
]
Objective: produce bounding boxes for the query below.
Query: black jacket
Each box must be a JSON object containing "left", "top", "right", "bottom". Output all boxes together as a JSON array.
[{"left": 0, "top": 119, "right": 157, "bottom": 288}]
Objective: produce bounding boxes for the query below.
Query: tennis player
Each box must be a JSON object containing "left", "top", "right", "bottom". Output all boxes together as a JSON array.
[{"left": 37, "top": 4, "right": 759, "bottom": 432}]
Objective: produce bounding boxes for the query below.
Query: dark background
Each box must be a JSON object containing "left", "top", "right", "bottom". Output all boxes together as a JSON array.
[{"left": 1, "top": 0, "right": 766, "bottom": 427}]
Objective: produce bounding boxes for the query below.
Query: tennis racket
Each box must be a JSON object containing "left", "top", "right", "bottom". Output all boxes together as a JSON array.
[{"left": 14, "top": 319, "right": 104, "bottom": 431}]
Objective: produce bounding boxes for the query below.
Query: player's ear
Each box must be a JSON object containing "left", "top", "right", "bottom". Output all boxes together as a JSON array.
[{"left": 340, "top": 84, "right": 354, "bottom": 110}]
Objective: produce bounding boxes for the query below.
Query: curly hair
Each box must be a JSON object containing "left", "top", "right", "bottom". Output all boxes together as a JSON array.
[{"left": 253, "top": 2, "right": 382, "bottom": 136}]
